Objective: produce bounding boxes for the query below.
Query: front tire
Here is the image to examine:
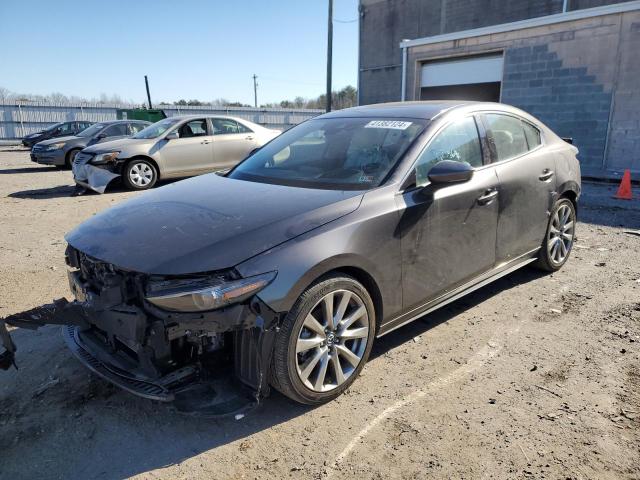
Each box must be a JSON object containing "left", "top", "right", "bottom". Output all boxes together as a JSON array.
[
  {"left": 65, "top": 149, "right": 81, "bottom": 169},
  {"left": 271, "top": 274, "right": 376, "bottom": 405},
  {"left": 534, "top": 198, "right": 576, "bottom": 272},
  {"left": 123, "top": 159, "right": 157, "bottom": 190}
]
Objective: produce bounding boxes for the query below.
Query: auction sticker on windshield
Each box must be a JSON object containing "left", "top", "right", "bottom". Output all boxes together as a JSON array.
[{"left": 365, "top": 120, "right": 413, "bottom": 130}]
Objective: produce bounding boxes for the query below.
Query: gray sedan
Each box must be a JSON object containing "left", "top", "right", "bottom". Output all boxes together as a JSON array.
[
  {"left": 73, "top": 115, "right": 280, "bottom": 192},
  {"left": 1, "top": 101, "right": 581, "bottom": 410},
  {"left": 31, "top": 120, "right": 151, "bottom": 169}
]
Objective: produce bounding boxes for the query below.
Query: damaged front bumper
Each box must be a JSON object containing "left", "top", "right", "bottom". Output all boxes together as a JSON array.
[
  {"left": 72, "top": 162, "right": 120, "bottom": 193},
  {"left": 0, "top": 251, "right": 282, "bottom": 416}
]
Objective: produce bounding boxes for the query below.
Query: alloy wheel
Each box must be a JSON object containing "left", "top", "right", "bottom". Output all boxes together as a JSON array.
[
  {"left": 295, "top": 289, "right": 370, "bottom": 392},
  {"left": 129, "top": 162, "right": 154, "bottom": 187},
  {"left": 547, "top": 203, "right": 574, "bottom": 265}
]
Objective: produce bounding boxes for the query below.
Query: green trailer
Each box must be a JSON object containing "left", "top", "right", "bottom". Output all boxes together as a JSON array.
[{"left": 116, "top": 109, "right": 166, "bottom": 123}]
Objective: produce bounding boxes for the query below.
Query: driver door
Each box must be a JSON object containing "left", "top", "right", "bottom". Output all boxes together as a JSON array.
[
  {"left": 159, "top": 118, "right": 214, "bottom": 177},
  {"left": 398, "top": 115, "right": 499, "bottom": 311}
]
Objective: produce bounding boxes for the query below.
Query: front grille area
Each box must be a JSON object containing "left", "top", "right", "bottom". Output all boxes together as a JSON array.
[{"left": 76, "top": 251, "right": 139, "bottom": 302}]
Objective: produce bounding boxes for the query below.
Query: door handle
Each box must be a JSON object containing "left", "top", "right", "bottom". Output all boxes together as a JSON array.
[
  {"left": 245, "top": 136, "right": 254, "bottom": 140},
  {"left": 201, "top": 139, "right": 211, "bottom": 144},
  {"left": 477, "top": 188, "right": 499, "bottom": 205},
  {"left": 539, "top": 169, "right": 554, "bottom": 181}
]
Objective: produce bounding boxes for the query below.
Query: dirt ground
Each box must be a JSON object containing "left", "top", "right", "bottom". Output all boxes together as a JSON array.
[{"left": 0, "top": 147, "right": 638, "bottom": 480}]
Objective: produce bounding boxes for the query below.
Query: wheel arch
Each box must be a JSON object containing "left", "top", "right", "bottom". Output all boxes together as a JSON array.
[
  {"left": 268, "top": 257, "right": 386, "bottom": 331},
  {"left": 557, "top": 180, "right": 580, "bottom": 216}
]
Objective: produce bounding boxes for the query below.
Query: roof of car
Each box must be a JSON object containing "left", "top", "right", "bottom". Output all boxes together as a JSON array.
[{"left": 318, "top": 101, "right": 485, "bottom": 120}]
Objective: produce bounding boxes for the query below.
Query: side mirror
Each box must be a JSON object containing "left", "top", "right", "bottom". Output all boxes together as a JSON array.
[
  {"left": 165, "top": 131, "right": 179, "bottom": 140},
  {"left": 96, "top": 133, "right": 107, "bottom": 139},
  {"left": 427, "top": 160, "right": 473, "bottom": 184}
]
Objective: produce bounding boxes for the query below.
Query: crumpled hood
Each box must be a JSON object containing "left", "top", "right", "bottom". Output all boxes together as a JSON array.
[{"left": 66, "top": 174, "right": 363, "bottom": 274}]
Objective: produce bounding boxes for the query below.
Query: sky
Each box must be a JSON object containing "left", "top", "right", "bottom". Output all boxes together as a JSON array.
[{"left": 0, "top": 0, "right": 359, "bottom": 105}]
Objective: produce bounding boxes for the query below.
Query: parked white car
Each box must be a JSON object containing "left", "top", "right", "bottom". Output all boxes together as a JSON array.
[{"left": 72, "top": 115, "right": 281, "bottom": 192}]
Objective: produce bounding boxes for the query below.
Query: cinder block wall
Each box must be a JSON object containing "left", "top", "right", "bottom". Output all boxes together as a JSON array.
[{"left": 358, "top": 0, "right": 628, "bottom": 105}]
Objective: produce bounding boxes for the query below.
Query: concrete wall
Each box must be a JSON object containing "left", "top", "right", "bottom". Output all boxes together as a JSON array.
[
  {"left": 403, "top": 9, "right": 640, "bottom": 176},
  {"left": 359, "top": 0, "right": 628, "bottom": 105}
]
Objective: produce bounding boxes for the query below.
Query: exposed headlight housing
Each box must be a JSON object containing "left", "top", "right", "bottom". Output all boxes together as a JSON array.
[
  {"left": 45, "top": 142, "right": 66, "bottom": 151},
  {"left": 91, "top": 151, "right": 120, "bottom": 164},
  {"left": 145, "top": 272, "right": 276, "bottom": 312}
]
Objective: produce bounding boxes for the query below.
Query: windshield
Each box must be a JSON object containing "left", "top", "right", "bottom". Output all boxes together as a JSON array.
[
  {"left": 77, "top": 124, "right": 105, "bottom": 137},
  {"left": 44, "top": 122, "right": 63, "bottom": 133},
  {"left": 132, "top": 118, "right": 181, "bottom": 139},
  {"left": 228, "top": 117, "right": 426, "bottom": 190}
]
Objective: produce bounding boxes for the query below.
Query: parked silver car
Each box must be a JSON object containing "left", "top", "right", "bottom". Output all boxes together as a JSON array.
[{"left": 72, "top": 115, "right": 280, "bottom": 192}]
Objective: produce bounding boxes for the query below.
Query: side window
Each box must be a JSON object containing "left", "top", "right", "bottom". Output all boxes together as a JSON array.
[
  {"left": 128, "top": 123, "right": 147, "bottom": 134},
  {"left": 102, "top": 124, "right": 128, "bottom": 137},
  {"left": 59, "top": 123, "right": 74, "bottom": 134},
  {"left": 522, "top": 121, "right": 542, "bottom": 150},
  {"left": 236, "top": 121, "right": 253, "bottom": 133},
  {"left": 177, "top": 119, "right": 208, "bottom": 138},
  {"left": 212, "top": 118, "right": 242, "bottom": 135},
  {"left": 484, "top": 114, "right": 528, "bottom": 162},
  {"left": 415, "top": 116, "right": 483, "bottom": 187}
]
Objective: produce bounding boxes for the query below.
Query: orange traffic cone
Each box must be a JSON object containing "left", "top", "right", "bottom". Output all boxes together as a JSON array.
[{"left": 614, "top": 169, "right": 633, "bottom": 200}]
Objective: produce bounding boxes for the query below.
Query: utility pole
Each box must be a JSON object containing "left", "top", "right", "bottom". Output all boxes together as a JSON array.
[
  {"left": 144, "top": 75, "right": 152, "bottom": 109},
  {"left": 252, "top": 74, "right": 258, "bottom": 108},
  {"left": 326, "top": 0, "right": 333, "bottom": 112}
]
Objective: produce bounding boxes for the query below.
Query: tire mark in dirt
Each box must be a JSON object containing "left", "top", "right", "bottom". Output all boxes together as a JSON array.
[{"left": 325, "top": 320, "right": 524, "bottom": 478}]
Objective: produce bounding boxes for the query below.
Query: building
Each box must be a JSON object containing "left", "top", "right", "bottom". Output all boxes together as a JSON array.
[{"left": 358, "top": 0, "right": 640, "bottom": 178}]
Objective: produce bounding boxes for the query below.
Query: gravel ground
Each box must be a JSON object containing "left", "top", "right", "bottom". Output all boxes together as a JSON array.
[{"left": 0, "top": 148, "right": 639, "bottom": 480}]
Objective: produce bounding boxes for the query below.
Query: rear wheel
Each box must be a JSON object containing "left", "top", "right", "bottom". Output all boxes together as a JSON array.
[
  {"left": 271, "top": 274, "right": 376, "bottom": 405},
  {"left": 123, "top": 159, "right": 157, "bottom": 190},
  {"left": 534, "top": 198, "right": 576, "bottom": 271}
]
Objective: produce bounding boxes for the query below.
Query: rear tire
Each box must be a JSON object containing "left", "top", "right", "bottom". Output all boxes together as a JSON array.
[
  {"left": 123, "top": 159, "right": 157, "bottom": 190},
  {"left": 534, "top": 198, "right": 576, "bottom": 272},
  {"left": 270, "top": 274, "right": 376, "bottom": 405}
]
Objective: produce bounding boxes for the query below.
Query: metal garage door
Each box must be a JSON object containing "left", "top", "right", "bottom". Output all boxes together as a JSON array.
[{"left": 420, "top": 54, "right": 504, "bottom": 102}]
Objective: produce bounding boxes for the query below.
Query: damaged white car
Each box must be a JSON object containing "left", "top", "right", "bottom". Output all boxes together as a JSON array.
[{"left": 73, "top": 115, "right": 280, "bottom": 193}]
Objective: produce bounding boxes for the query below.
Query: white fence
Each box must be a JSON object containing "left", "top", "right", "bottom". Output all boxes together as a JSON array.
[{"left": 0, "top": 101, "right": 324, "bottom": 139}]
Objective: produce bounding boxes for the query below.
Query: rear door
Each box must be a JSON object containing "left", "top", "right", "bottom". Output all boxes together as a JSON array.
[
  {"left": 480, "top": 113, "right": 556, "bottom": 263},
  {"left": 211, "top": 118, "right": 257, "bottom": 170},
  {"left": 398, "top": 115, "right": 499, "bottom": 311},
  {"left": 159, "top": 118, "right": 214, "bottom": 177}
]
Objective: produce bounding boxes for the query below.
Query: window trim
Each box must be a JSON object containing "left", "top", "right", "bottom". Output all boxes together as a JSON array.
[
  {"left": 399, "top": 113, "right": 487, "bottom": 191},
  {"left": 171, "top": 118, "right": 210, "bottom": 138},
  {"left": 211, "top": 117, "right": 250, "bottom": 136},
  {"left": 477, "top": 111, "right": 545, "bottom": 167}
]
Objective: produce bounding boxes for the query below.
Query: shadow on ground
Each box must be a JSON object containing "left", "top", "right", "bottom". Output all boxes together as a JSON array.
[
  {"left": 0, "top": 266, "right": 545, "bottom": 480},
  {"left": 8, "top": 179, "right": 181, "bottom": 200},
  {"left": 0, "top": 166, "right": 59, "bottom": 174}
]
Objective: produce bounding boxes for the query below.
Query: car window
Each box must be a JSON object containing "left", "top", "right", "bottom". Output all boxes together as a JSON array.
[
  {"left": 415, "top": 116, "right": 483, "bottom": 187},
  {"left": 177, "top": 119, "right": 208, "bottom": 138},
  {"left": 522, "top": 121, "right": 542, "bottom": 150},
  {"left": 212, "top": 118, "right": 244, "bottom": 135},
  {"left": 484, "top": 114, "right": 528, "bottom": 162},
  {"left": 102, "top": 124, "right": 129, "bottom": 137},
  {"left": 58, "top": 123, "right": 75, "bottom": 134},
  {"left": 236, "top": 121, "right": 253, "bottom": 133},
  {"left": 229, "top": 117, "right": 427, "bottom": 190},
  {"left": 128, "top": 123, "right": 147, "bottom": 134}
]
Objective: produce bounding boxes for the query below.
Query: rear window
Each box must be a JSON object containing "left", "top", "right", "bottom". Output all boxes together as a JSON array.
[{"left": 522, "top": 121, "right": 542, "bottom": 149}]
